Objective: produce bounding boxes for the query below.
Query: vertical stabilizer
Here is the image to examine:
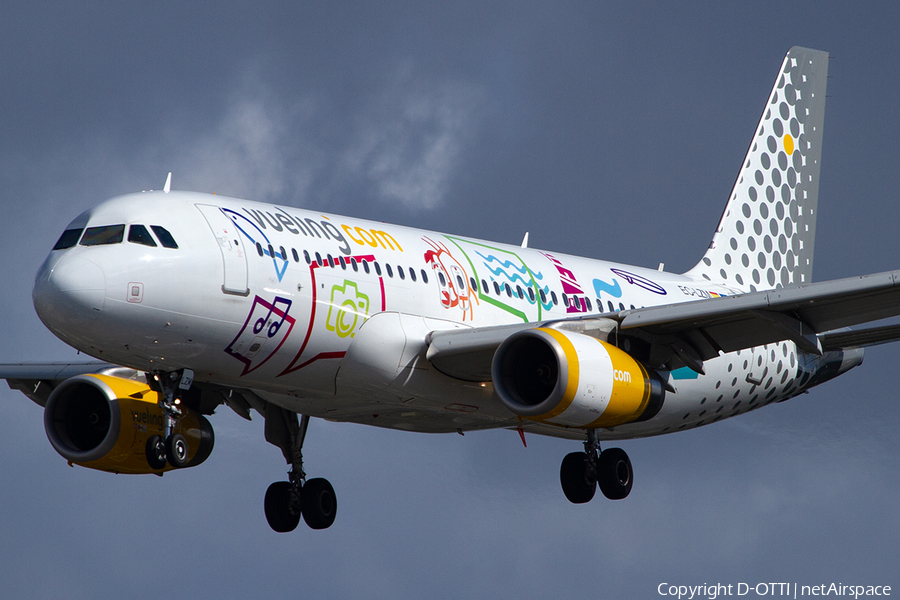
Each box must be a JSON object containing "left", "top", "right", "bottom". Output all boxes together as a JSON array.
[{"left": 686, "top": 47, "right": 828, "bottom": 291}]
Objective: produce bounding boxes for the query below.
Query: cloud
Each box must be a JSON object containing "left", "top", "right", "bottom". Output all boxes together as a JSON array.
[
  {"left": 342, "top": 67, "right": 484, "bottom": 209},
  {"left": 171, "top": 63, "right": 485, "bottom": 210}
]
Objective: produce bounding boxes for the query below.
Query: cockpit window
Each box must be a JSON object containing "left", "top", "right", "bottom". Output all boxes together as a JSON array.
[
  {"left": 127, "top": 224, "right": 158, "bottom": 247},
  {"left": 80, "top": 225, "right": 125, "bottom": 246},
  {"left": 150, "top": 225, "right": 178, "bottom": 249},
  {"left": 52, "top": 228, "right": 84, "bottom": 250}
]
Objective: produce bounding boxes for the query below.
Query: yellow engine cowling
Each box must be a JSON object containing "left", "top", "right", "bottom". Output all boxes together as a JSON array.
[
  {"left": 492, "top": 328, "right": 665, "bottom": 428},
  {"left": 43, "top": 373, "right": 214, "bottom": 474}
]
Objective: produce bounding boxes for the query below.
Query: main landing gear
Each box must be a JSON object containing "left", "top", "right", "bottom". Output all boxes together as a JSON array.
[
  {"left": 560, "top": 429, "right": 633, "bottom": 503},
  {"left": 145, "top": 369, "right": 194, "bottom": 470},
  {"left": 263, "top": 408, "right": 336, "bottom": 532}
]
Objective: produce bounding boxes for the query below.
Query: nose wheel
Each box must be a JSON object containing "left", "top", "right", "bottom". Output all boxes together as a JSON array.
[{"left": 559, "top": 430, "right": 633, "bottom": 503}]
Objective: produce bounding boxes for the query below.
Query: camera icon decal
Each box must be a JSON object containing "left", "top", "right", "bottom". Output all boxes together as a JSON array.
[{"left": 325, "top": 280, "right": 370, "bottom": 339}]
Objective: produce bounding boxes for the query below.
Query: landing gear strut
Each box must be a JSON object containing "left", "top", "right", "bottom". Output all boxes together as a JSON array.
[
  {"left": 263, "top": 408, "right": 336, "bottom": 532},
  {"left": 145, "top": 369, "right": 194, "bottom": 470},
  {"left": 559, "top": 430, "right": 633, "bottom": 503}
]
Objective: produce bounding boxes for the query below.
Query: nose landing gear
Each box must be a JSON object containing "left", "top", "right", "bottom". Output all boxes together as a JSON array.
[
  {"left": 559, "top": 429, "right": 633, "bottom": 503},
  {"left": 145, "top": 369, "right": 194, "bottom": 470}
]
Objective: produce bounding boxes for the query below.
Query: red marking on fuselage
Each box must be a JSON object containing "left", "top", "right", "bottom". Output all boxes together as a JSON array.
[{"left": 278, "top": 254, "right": 383, "bottom": 377}]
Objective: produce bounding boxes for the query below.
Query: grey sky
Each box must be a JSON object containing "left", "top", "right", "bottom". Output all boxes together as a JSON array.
[{"left": 2, "top": 3, "right": 899, "bottom": 598}]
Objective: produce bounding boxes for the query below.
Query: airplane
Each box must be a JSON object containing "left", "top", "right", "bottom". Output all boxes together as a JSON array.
[{"left": 4, "top": 46, "right": 900, "bottom": 533}]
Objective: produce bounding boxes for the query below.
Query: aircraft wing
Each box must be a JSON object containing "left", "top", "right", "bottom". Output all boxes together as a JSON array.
[
  {"left": 0, "top": 362, "right": 231, "bottom": 417},
  {"left": 427, "top": 269, "right": 900, "bottom": 380},
  {"left": 0, "top": 362, "right": 119, "bottom": 406}
]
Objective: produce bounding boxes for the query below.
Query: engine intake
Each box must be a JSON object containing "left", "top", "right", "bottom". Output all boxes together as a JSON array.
[
  {"left": 492, "top": 328, "right": 664, "bottom": 428},
  {"left": 44, "top": 373, "right": 214, "bottom": 474}
]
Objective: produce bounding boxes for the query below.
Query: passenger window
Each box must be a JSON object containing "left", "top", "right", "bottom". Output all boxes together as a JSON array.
[
  {"left": 315, "top": 252, "right": 323, "bottom": 267},
  {"left": 363, "top": 260, "right": 370, "bottom": 274},
  {"left": 128, "top": 225, "right": 157, "bottom": 247},
  {"left": 303, "top": 250, "right": 311, "bottom": 265},
  {"left": 505, "top": 284, "right": 512, "bottom": 297},
  {"left": 586, "top": 298, "right": 592, "bottom": 311},
  {"left": 470, "top": 277, "right": 478, "bottom": 292},
  {"left": 456, "top": 275, "right": 465, "bottom": 289},
  {"left": 481, "top": 279, "right": 488, "bottom": 293},
  {"left": 268, "top": 244, "right": 276, "bottom": 258},
  {"left": 562, "top": 294, "right": 569, "bottom": 307},
  {"left": 398, "top": 266, "right": 405, "bottom": 280},
  {"left": 493, "top": 282, "right": 501, "bottom": 295},
  {"left": 618, "top": 302, "right": 625, "bottom": 311},
  {"left": 339, "top": 256, "right": 346, "bottom": 269},
  {"left": 280, "top": 246, "right": 287, "bottom": 260},
  {"left": 81, "top": 224, "right": 125, "bottom": 246},
  {"left": 421, "top": 270, "right": 428, "bottom": 284},
  {"left": 257, "top": 243, "right": 264, "bottom": 257},
  {"left": 439, "top": 272, "right": 446, "bottom": 286},
  {"left": 150, "top": 226, "right": 178, "bottom": 249},
  {"left": 539, "top": 289, "right": 547, "bottom": 304},
  {"left": 350, "top": 258, "right": 358, "bottom": 272},
  {"left": 551, "top": 291, "right": 558, "bottom": 305},
  {"left": 374, "top": 262, "right": 382, "bottom": 276},
  {"left": 608, "top": 301, "right": 615, "bottom": 312},
  {"left": 292, "top": 248, "right": 300, "bottom": 263},
  {"left": 386, "top": 264, "right": 394, "bottom": 278},
  {"left": 528, "top": 288, "right": 535, "bottom": 302},
  {"left": 409, "top": 268, "right": 416, "bottom": 282},
  {"left": 53, "top": 228, "right": 84, "bottom": 250},
  {"left": 326, "top": 254, "right": 334, "bottom": 267}
]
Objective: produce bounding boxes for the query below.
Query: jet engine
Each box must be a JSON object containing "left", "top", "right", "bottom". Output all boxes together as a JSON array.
[
  {"left": 492, "top": 328, "right": 665, "bottom": 428},
  {"left": 44, "top": 373, "right": 214, "bottom": 474}
]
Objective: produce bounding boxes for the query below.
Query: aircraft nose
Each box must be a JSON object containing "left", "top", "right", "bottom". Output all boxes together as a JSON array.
[{"left": 33, "top": 253, "right": 107, "bottom": 335}]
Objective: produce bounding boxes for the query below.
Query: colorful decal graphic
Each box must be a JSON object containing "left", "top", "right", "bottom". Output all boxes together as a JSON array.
[
  {"left": 445, "top": 237, "right": 549, "bottom": 322},
  {"left": 279, "top": 254, "right": 386, "bottom": 376},
  {"left": 543, "top": 252, "right": 588, "bottom": 314},
  {"left": 225, "top": 295, "right": 296, "bottom": 376},
  {"left": 609, "top": 268, "right": 667, "bottom": 295},
  {"left": 423, "top": 237, "right": 478, "bottom": 321},
  {"left": 593, "top": 278, "right": 622, "bottom": 299},
  {"left": 325, "top": 280, "right": 370, "bottom": 338},
  {"left": 221, "top": 208, "right": 289, "bottom": 281}
]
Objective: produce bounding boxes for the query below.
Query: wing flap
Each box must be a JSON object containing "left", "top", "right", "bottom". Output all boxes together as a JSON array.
[{"left": 820, "top": 323, "right": 900, "bottom": 351}]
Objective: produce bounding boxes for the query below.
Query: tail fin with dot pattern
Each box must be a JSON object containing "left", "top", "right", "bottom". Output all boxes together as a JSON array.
[{"left": 686, "top": 47, "right": 828, "bottom": 292}]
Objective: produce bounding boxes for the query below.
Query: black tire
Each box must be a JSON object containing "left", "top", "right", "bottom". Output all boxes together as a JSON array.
[
  {"left": 265, "top": 481, "right": 301, "bottom": 533},
  {"left": 302, "top": 478, "right": 337, "bottom": 530},
  {"left": 597, "top": 448, "right": 633, "bottom": 500},
  {"left": 145, "top": 435, "right": 167, "bottom": 470},
  {"left": 560, "top": 452, "right": 596, "bottom": 504},
  {"left": 165, "top": 433, "right": 189, "bottom": 468}
]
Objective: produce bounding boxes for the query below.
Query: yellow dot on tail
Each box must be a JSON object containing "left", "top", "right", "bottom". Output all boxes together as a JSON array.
[{"left": 783, "top": 134, "right": 794, "bottom": 155}]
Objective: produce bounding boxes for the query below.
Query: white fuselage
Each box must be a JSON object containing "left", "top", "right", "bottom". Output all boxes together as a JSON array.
[{"left": 33, "top": 191, "right": 855, "bottom": 440}]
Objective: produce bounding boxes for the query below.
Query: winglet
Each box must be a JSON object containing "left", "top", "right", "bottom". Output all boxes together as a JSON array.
[
  {"left": 163, "top": 172, "right": 172, "bottom": 194},
  {"left": 521, "top": 232, "right": 529, "bottom": 248}
]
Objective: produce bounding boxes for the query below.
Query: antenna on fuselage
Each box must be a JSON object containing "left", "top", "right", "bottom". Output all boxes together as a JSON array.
[
  {"left": 163, "top": 172, "right": 172, "bottom": 193},
  {"left": 521, "top": 232, "right": 529, "bottom": 249}
]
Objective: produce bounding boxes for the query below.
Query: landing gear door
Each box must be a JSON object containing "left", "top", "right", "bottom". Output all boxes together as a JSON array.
[{"left": 196, "top": 204, "right": 250, "bottom": 296}]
